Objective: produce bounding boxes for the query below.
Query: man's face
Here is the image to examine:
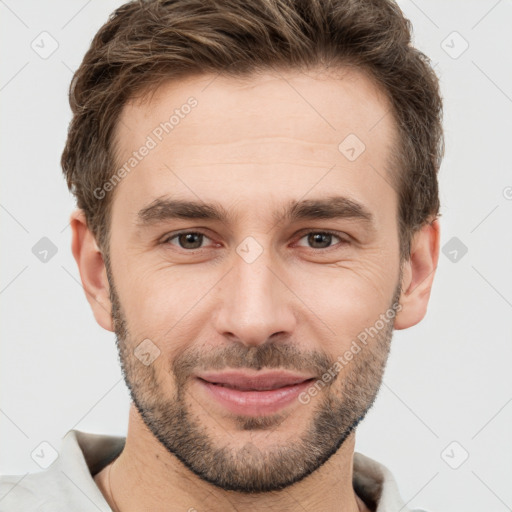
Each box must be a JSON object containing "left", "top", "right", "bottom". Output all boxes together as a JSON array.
[{"left": 106, "top": 67, "right": 402, "bottom": 492}]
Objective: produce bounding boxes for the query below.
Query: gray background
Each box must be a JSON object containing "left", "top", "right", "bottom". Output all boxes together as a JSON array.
[{"left": 1, "top": 1, "right": 511, "bottom": 511}]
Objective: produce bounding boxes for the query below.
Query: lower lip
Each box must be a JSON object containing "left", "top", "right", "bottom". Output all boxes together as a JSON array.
[{"left": 197, "top": 378, "right": 314, "bottom": 416}]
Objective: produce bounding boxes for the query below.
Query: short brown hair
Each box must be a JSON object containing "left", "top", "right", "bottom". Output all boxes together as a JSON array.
[{"left": 61, "top": 0, "right": 443, "bottom": 261}]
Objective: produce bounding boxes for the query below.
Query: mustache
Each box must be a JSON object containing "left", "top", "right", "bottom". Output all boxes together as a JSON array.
[{"left": 171, "top": 341, "right": 334, "bottom": 386}]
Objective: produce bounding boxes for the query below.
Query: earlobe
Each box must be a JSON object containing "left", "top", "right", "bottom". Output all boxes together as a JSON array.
[
  {"left": 70, "top": 209, "right": 114, "bottom": 332},
  {"left": 394, "top": 219, "right": 440, "bottom": 330}
]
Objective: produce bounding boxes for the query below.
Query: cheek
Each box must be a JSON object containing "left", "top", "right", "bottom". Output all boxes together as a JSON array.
[
  {"left": 115, "top": 263, "right": 217, "bottom": 341},
  {"left": 289, "top": 254, "right": 397, "bottom": 346}
]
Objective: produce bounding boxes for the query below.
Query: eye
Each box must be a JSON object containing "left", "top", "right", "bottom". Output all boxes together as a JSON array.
[
  {"left": 160, "top": 229, "right": 349, "bottom": 252},
  {"left": 295, "top": 231, "right": 348, "bottom": 250},
  {"left": 162, "top": 231, "right": 213, "bottom": 250}
]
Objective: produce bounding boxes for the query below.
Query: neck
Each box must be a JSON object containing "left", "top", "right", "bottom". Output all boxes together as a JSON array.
[{"left": 94, "top": 405, "right": 369, "bottom": 512}]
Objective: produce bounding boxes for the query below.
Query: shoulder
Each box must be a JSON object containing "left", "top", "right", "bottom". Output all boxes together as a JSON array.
[
  {"left": 353, "top": 452, "right": 435, "bottom": 512},
  {"left": 0, "top": 470, "right": 65, "bottom": 511},
  {"left": 0, "top": 430, "right": 122, "bottom": 511}
]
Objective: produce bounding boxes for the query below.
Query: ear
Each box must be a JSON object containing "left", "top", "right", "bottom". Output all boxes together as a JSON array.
[
  {"left": 70, "top": 209, "right": 114, "bottom": 332},
  {"left": 394, "top": 219, "right": 440, "bottom": 330}
]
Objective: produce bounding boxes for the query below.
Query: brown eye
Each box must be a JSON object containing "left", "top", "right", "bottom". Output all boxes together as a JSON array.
[
  {"left": 165, "top": 232, "right": 209, "bottom": 250},
  {"left": 296, "top": 231, "right": 345, "bottom": 250},
  {"left": 308, "top": 233, "right": 334, "bottom": 249}
]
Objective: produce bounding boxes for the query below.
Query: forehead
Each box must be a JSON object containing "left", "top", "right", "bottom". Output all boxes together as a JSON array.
[
  {"left": 116, "top": 66, "right": 393, "bottom": 148},
  {"left": 110, "top": 66, "right": 397, "bottom": 227}
]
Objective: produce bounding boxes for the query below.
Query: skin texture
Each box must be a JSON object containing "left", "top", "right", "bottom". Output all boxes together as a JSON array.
[{"left": 71, "top": 66, "right": 440, "bottom": 512}]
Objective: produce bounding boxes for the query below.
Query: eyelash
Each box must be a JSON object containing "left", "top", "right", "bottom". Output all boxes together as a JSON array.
[{"left": 161, "top": 229, "right": 350, "bottom": 251}]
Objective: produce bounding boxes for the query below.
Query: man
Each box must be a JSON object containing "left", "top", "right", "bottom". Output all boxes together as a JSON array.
[{"left": 0, "top": 0, "right": 443, "bottom": 510}]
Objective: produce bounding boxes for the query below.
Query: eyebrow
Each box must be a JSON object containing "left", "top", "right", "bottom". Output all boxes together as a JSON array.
[{"left": 136, "top": 195, "right": 375, "bottom": 230}]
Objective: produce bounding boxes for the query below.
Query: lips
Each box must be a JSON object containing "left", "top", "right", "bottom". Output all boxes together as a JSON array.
[
  {"left": 195, "top": 370, "right": 316, "bottom": 416},
  {"left": 196, "top": 370, "right": 315, "bottom": 391}
]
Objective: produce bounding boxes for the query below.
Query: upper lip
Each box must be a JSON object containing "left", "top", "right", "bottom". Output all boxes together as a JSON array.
[{"left": 196, "top": 370, "right": 316, "bottom": 391}]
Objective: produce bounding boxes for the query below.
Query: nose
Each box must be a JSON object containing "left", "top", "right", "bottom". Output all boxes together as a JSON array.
[{"left": 213, "top": 245, "right": 297, "bottom": 347}]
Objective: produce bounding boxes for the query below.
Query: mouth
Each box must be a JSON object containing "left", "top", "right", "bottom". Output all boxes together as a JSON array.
[{"left": 195, "top": 370, "right": 316, "bottom": 416}]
